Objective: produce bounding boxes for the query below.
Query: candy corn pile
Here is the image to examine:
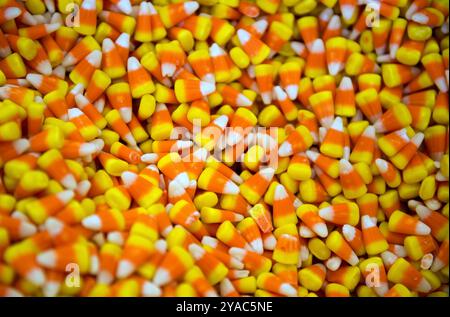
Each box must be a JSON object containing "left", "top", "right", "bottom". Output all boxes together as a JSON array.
[{"left": 0, "top": 0, "right": 449, "bottom": 298}]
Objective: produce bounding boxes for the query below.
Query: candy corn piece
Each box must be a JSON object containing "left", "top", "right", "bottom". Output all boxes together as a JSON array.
[
  {"left": 121, "top": 171, "right": 163, "bottom": 208},
  {"left": 69, "top": 50, "right": 102, "bottom": 87},
  {"left": 37, "top": 243, "right": 91, "bottom": 273},
  {"left": 319, "top": 202, "right": 360, "bottom": 227},
  {"left": 216, "top": 221, "right": 251, "bottom": 250},
  {"left": 326, "top": 37, "right": 347, "bottom": 76},
  {"left": 279, "top": 61, "right": 301, "bottom": 100},
  {"left": 188, "top": 244, "right": 229, "bottom": 285},
  {"left": 127, "top": 57, "right": 155, "bottom": 98},
  {"left": 116, "top": 234, "right": 154, "bottom": 278},
  {"left": 198, "top": 168, "right": 240, "bottom": 195},
  {"left": 278, "top": 126, "right": 313, "bottom": 157},
  {"left": 153, "top": 246, "right": 194, "bottom": 286},
  {"left": 388, "top": 210, "right": 431, "bottom": 235},
  {"left": 387, "top": 258, "right": 432, "bottom": 293},
  {"left": 326, "top": 231, "right": 359, "bottom": 266},
  {"left": 158, "top": 1, "right": 199, "bottom": 28},
  {"left": 75, "top": 0, "right": 98, "bottom": 35},
  {"left": 361, "top": 215, "right": 389, "bottom": 255},
  {"left": 272, "top": 184, "right": 297, "bottom": 228},
  {"left": 237, "top": 29, "right": 271, "bottom": 65},
  {"left": 240, "top": 168, "right": 275, "bottom": 205},
  {"left": 297, "top": 204, "right": 328, "bottom": 238},
  {"left": 174, "top": 79, "right": 215, "bottom": 103},
  {"left": 320, "top": 117, "right": 345, "bottom": 158},
  {"left": 256, "top": 272, "right": 297, "bottom": 297}
]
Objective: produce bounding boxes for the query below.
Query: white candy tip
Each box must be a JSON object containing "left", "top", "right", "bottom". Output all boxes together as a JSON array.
[
  {"left": 306, "top": 150, "right": 319, "bottom": 161},
  {"left": 184, "top": 1, "right": 199, "bottom": 15},
  {"left": 116, "top": 33, "right": 130, "bottom": 46},
  {"left": 214, "top": 115, "right": 229, "bottom": 128},
  {"left": 339, "top": 159, "right": 353, "bottom": 173},
  {"left": 259, "top": 167, "right": 275, "bottom": 181},
  {"left": 237, "top": 94, "right": 252, "bottom": 107},
  {"left": 274, "top": 184, "right": 288, "bottom": 200},
  {"left": 328, "top": 62, "right": 342, "bottom": 76},
  {"left": 161, "top": 63, "right": 176, "bottom": 77},
  {"left": 188, "top": 243, "right": 204, "bottom": 260},
  {"left": 142, "top": 282, "right": 162, "bottom": 297},
  {"left": 285, "top": 85, "right": 298, "bottom": 100},
  {"left": 79, "top": 143, "right": 97, "bottom": 156},
  {"left": 87, "top": 50, "right": 102, "bottom": 65},
  {"left": 45, "top": 217, "right": 63, "bottom": 234},
  {"left": 341, "top": 6, "right": 356, "bottom": 21},
  {"left": 237, "top": 29, "right": 251, "bottom": 44},
  {"left": 13, "top": 139, "right": 30, "bottom": 154},
  {"left": 5, "top": 7, "right": 22, "bottom": 20},
  {"left": 278, "top": 141, "right": 293, "bottom": 157},
  {"left": 82, "top": 0, "right": 97, "bottom": 9},
  {"left": 117, "top": 0, "right": 132, "bottom": 15},
  {"left": 310, "top": 39, "right": 325, "bottom": 53},
  {"left": 273, "top": 86, "right": 286, "bottom": 100},
  {"left": 102, "top": 38, "right": 115, "bottom": 51},
  {"left": 314, "top": 223, "right": 328, "bottom": 238},
  {"left": 37, "top": 250, "right": 56, "bottom": 268},
  {"left": 46, "top": 23, "right": 61, "bottom": 33},
  {"left": 26, "top": 73, "right": 43, "bottom": 87},
  {"left": 209, "top": 43, "right": 224, "bottom": 57},
  {"left": 223, "top": 181, "right": 240, "bottom": 195},
  {"left": 140, "top": 153, "right": 158, "bottom": 163},
  {"left": 416, "top": 221, "right": 431, "bottom": 235},
  {"left": 20, "top": 222, "right": 37, "bottom": 238},
  {"left": 416, "top": 278, "right": 432, "bottom": 293},
  {"left": 68, "top": 107, "right": 84, "bottom": 119},
  {"left": 168, "top": 179, "right": 185, "bottom": 198},
  {"left": 153, "top": 268, "right": 170, "bottom": 286},
  {"left": 280, "top": 283, "right": 297, "bottom": 297},
  {"left": 361, "top": 215, "right": 375, "bottom": 230},
  {"left": 57, "top": 190, "right": 75, "bottom": 203},
  {"left": 121, "top": 171, "right": 137, "bottom": 186},
  {"left": 116, "top": 260, "right": 135, "bottom": 279},
  {"left": 411, "top": 13, "right": 427, "bottom": 24},
  {"left": 330, "top": 116, "right": 343, "bottom": 130},
  {"left": 250, "top": 239, "right": 263, "bottom": 255},
  {"left": 252, "top": 19, "right": 268, "bottom": 34},
  {"left": 318, "top": 206, "right": 333, "bottom": 221},
  {"left": 200, "top": 81, "right": 216, "bottom": 96},
  {"left": 119, "top": 107, "right": 132, "bottom": 123},
  {"left": 202, "top": 73, "right": 216, "bottom": 84},
  {"left": 28, "top": 268, "right": 46, "bottom": 286},
  {"left": 107, "top": 231, "right": 125, "bottom": 245},
  {"left": 127, "top": 56, "right": 141, "bottom": 71},
  {"left": 415, "top": 205, "right": 431, "bottom": 219},
  {"left": 82, "top": 215, "right": 101, "bottom": 230},
  {"left": 174, "top": 172, "right": 190, "bottom": 189},
  {"left": 375, "top": 158, "right": 389, "bottom": 173}
]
